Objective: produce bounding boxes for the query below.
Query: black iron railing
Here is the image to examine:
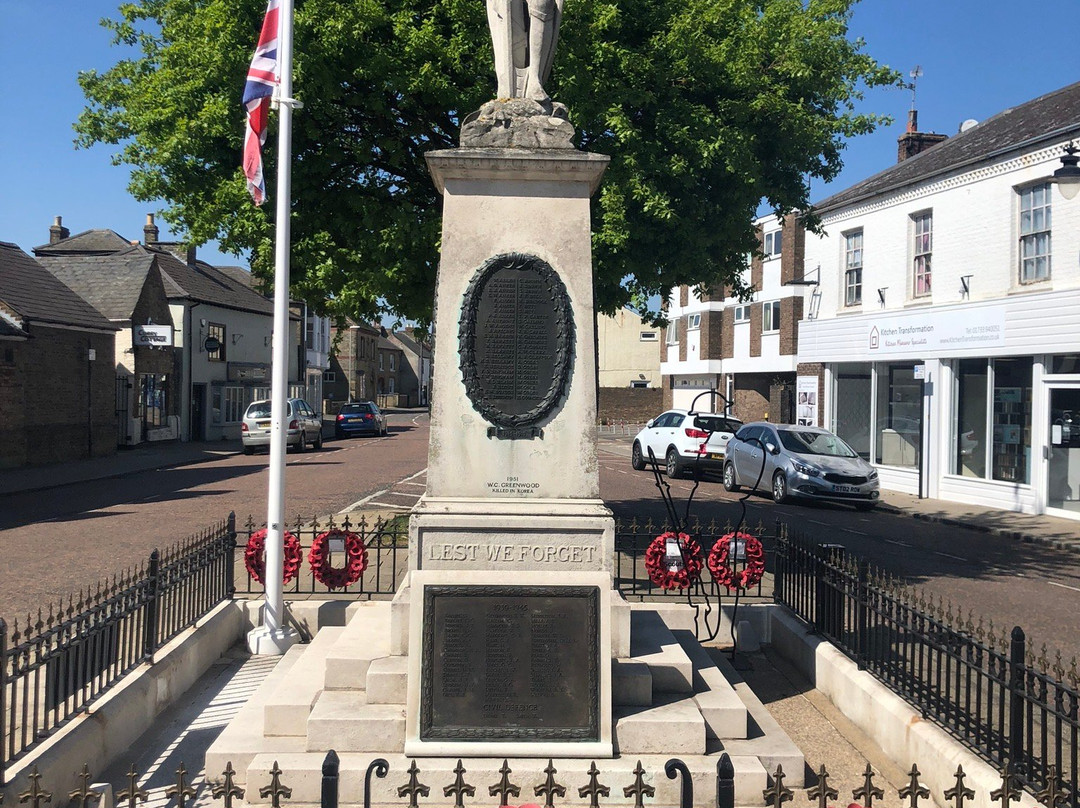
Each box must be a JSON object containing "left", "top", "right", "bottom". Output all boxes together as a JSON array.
[
  {"left": 774, "top": 522, "right": 1080, "bottom": 807},
  {"left": 0, "top": 514, "right": 236, "bottom": 784}
]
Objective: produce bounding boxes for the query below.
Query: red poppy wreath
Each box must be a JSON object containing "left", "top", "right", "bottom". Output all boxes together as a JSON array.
[
  {"left": 644, "top": 531, "right": 704, "bottom": 591},
  {"left": 707, "top": 531, "right": 765, "bottom": 591},
  {"left": 308, "top": 529, "right": 368, "bottom": 590},
  {"left": 244, "top": 528, "right": 303, "bottom": 585}
]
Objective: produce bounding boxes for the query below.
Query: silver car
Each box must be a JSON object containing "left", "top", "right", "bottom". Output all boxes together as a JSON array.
[
  {"left": 723, "top": 423, "right": 880, "bottom": 509},
  {"left": 241, "top": 398, "right": 324, "bottom": 454}
]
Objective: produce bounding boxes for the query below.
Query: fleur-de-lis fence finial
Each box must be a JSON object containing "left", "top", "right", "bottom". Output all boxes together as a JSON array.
[
  {"left": 577, "top": 763, "right": 609, "bottom": 808},
  {"left": 116, "top": 765, "right": 148, "bottom": 808},
  {"left": 808, "top": 765, "right": 838, "bottom": 808},
  {"left": 398, "top": 761, "right": 430, "bottom": 808},
  {"left": 989, "top": 760, "right": 1021, "bottom": 808},
  {"left": 68, "top": 765, "right": 101, "bottom": 808},
  {"left": 535, "top": 759, "right": 566, "bottom": 808},
  {"left": 487, "top": 760, "right": 519, "bottom": 806},
  {"left": 943, "top": 765, "right": 975, "bottom": 808},
  {"left": 166, "top": 764, "right": 198, "bottom": 808},
  {"left": 853, "top": 763, "right": 884, "bottom": 808},
  {"left": 19, "top": 766, "right": 53, "bottom": 808},
  {"left": 443, "top": 760, "right": 475, "bottom": 808},
  {"left": 763, "top": 764, "right": 793, "bottom": 808},
  {"left": 257, "top": 761, "right": 292, "bottom": 808},
  {"left": 1036, "top": 765, "right": 1067, "bottom": 808},
  {"left": 898, "top": 765, "right": 930, "bottom": 808},
  {"left": 622, "top": 761, "right": 654, "bottom": 808},
  {"left": 211, "top": 763, "right": 245, "bottom": 808}
]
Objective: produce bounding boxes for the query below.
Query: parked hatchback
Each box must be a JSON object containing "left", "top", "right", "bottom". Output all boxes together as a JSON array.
[
  {"left": 631, "top": 410, "right": 743, "bottom": 478},
  {"left": 335, "top": 401, "right": 387, "bottom": 439},
  {"left": 241, "top": 398, "right": 323, "bottom": 454},
  {"left": 723, "top": 423, "right": 879, "bottom": 509}
]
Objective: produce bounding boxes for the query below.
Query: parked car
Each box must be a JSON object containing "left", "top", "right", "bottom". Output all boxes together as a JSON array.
[
  {"left": 631, "top": 410, "right": 743, "bottom": 478},
  {"left": 335, "top": 401, "right": 387, "bottom": 439},
  {"left": 723, "top": 422, "right": 880, "bottom": 509},
  {"left": 241, "top": 398, "right": 324, "bottom": 454}
]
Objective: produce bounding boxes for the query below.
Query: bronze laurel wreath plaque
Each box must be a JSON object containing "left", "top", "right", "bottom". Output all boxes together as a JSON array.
[{"left": 458, "top": 253, "right": 574, "bottom": 430}]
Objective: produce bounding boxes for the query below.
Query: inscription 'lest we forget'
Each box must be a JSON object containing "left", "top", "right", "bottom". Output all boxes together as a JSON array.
[{"left": 421, "top": 586, "right": 599, "bottom": 741}]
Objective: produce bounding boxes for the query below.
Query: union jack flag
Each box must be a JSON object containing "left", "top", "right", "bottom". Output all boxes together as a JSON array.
[{"left": 242, "top": 0, "right": 280, "bottom": 205}]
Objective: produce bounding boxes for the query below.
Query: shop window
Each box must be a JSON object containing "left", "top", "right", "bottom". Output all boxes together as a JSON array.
[
  {"left": 1050, "top": 354, "right": 1080, "bottom": 375},
  {"left": 844, "top": 231, "right": 863, "bottom": 306},
  {"left": 137, "top": 374, "right": 169, "bottom": 428},
  {"left": 912, "top": 211, "right": 932, "bottom": 297},
  {"left": 1019, "top": 183, "right": 1051, "bottom": 283},
  {"left": 874, "top": 364, "right": 921, "bottom": 468},
  {"left": 833, "top": 363, "right": 872, "bottom": 460},
  {"left": 207, "top": 323, "right": 226, "bottom": 362},
  {"left": 991, "top": 358, "right": 1032, "bottom": 484},
  {"left": 223, "top": 386, "right": 247, "bottom": 423},
  {"left": 954, "top": 359, "right": 988, "bottom": 478}
]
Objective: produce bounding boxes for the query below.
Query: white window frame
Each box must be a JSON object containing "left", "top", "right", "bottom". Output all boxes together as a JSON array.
[
  {"left": 639, "top": 331, "right": 659, "bottom": 342},
  {"left": 687, "top": 313, "right": 701, "bottom": 331},
  {"left": 733, "top": 304, "right": 751, "bottom": 323},
  {"left": 762, "top": 301, "right": 781, "bottom": 333},
  {"left": 1019, "top": 182, "right": 1051, "bottom": 283},
  {"left": 324, "top": 371, "right": 337, "bottom": 383},
  {"left": 390, "top": 354, "right": 396, "bottom": 371},
  {"left": 764, "top": 230, "right": 783, "bottom": 258},
  {"left": 665, "top": 320, "right": 679, "bottom": 344},
  {"left": 844, "top": 230, "right": 863, "bottom": 307},
  {"left": 912, "top": 211, "right": 932, "bottom": 297}
]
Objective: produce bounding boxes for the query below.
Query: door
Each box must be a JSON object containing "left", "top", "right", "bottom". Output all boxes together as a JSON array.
[
  {"left": 732, "top": 426, "right": 764, "bottom": 486},
  {"left": 191, "top": 384, "right": 205, "bottom": 441},
  {"left": 1046, "top": 383, "right": 1080, "bottom": 518}
]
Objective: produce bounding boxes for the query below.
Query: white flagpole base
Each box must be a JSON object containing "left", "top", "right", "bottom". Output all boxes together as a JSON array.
[{"left": 246, "top": 624, "right": 300, "bottom": 655}]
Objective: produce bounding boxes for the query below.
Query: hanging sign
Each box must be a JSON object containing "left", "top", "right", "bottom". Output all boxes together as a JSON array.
[{"left": 133, "top": 324, "right": 173, "bottom": 347}]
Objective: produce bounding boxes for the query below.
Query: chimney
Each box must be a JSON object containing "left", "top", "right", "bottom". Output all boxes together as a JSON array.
[
  {"left": 897, "top": 109, "right": 947, "bottom": 162},
  {"left": 186, "top": 245, "right": 197, "bottom": 266},
  {"left": 144, "top": 213, "right": 159, "bottom": 245},
  {"left": 49, "top": 216, "right": 70, "bottom": 245}
]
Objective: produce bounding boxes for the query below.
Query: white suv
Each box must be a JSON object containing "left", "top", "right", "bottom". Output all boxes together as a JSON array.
[{"left": 631, "top": 410, "right": 743, "bottom": 478}]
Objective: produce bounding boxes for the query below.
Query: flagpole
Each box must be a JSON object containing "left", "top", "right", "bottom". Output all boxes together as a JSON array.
[{"left": 247, "top": 0, "right": 300, "bottom": 656}]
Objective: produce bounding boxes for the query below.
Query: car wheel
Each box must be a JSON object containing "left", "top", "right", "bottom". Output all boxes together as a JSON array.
[
  {"left": 631, "top": 442, "right": 646, "bottom": 471},
  {"left": 665, "top": 448, "right": 684, "bottom": 479},
  {"left": 772, "top": 471, "right": 789, "bottom": 504},
  {"left": 243, "top": 445, "right": 254, "bottom": 456},
  {"left": 314, "top": 430, "right": 323, "bottom": 450},
  {"left": 723, "top": 462, "right": 740, "bottom": 492},
  {"left": 296, "top": 431, "right": 306, "bottom": 452}
]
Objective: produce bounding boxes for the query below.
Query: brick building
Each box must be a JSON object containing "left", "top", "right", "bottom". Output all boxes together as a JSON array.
[
  {"left": 0, "top": 242, "right": 118, "bottom": 468},
  {"left": 326, "top": 320, "right": 382, "bottom": 407}
]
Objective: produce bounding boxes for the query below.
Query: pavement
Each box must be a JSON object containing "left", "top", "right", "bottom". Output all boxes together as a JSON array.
[{"left": 2, "top": 421, "right": 1078, "bottom": 555}]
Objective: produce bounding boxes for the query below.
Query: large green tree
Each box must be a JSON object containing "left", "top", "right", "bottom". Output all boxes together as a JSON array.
[{"left": 77, "top": 0, "right": 898, "bottom": 324}]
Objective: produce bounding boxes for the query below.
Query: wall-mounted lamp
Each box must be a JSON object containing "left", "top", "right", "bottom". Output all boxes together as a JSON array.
[
  {"left": 877, "top": 287, "right": 888, "bottom": 307},
  {"left": 782, "top": 263, "right": 820, "bottom": 286},
  {"left": 232, "top": 333, "right": 243, "bottom": 345},
  {"left": 960, "top": 275, "right": 973, "bottom": 298},
  {"left": 264, "top": 336, "right": 272, "bottom": 347},
  {"left": 1052, "top": 142, "right": 1080, "bottom": 200}
]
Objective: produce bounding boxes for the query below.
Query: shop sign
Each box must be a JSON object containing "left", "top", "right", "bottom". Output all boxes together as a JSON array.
[
  {"left": 133, "top": 324, "right": 173, "bottom": 347},
  {"left": 228, "top": 362, "right": 269, "bottom": 382},
  {"left": 867, "top": 306, "right": 1005, "bottom": 356}
]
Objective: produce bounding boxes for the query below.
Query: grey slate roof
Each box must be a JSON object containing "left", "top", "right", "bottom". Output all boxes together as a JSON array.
[
  {"left": 814, "top": 81, "right": 1080, "bottom": 214},
  {"left": 151, "top": 249, "right": 273, "bottom": 315},
  {"left": 33, "top": 229, "right": 133, "bottom": 255},
  {"left": 36, "top": 249, "right": 158, "bottom": 322},
  {"left": 0, "top": 242, "right": 117, "bottom": 332}
]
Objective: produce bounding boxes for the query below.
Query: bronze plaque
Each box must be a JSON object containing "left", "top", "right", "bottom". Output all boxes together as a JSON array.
[
  {"left": 458, "top": 253, "right": 574, "bottom": 430},
  {"left": 420, "top": 585, "right": 599, "bottom": 741}
]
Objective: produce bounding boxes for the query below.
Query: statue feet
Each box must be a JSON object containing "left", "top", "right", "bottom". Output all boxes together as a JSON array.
[{"left": 461, "top": 98, "right": 575, "bottom": 149}]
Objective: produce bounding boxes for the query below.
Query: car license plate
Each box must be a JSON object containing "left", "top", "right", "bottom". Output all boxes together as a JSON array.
[
  {"left": 256, "top": 420, "right": 271, "bottom": 429},
  {"left": 832, "top": 484, "right": 859, "bottom": 493},
  {"left": 708, "top": 453, "right": 724, "bottom": 460}
]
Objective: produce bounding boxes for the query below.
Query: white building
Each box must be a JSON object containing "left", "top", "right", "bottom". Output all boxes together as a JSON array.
[
  {"left": 596, "top": 308, "right": 662, "bottom": 388},
  {"left": 799, "top": 82, "right": 1080, "bottom": 519}
]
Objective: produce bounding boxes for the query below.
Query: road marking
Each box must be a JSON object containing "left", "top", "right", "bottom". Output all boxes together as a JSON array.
[
  {"left": 841, "top": 528, "right": 869, "bottom": 536},
  {"left": 401, "top": 481, "right": 427, "bottom": 488},
  {"left": 933, "top": 551, "right": 967, "bottom": 561},
  {"left": 1048, "top": 580, "right": 1080, "bottom": 593},
  {"left": 884, "top": 539, "right": 912, "bottom": 547},
  {"left": 617, "top": 470, "right": 629, "bottom": 474},
  {"left": 805, "top": 519, "right": 830, "bottom": 527},
  {"left": 341, "top": 467, "right": 429, "bottom": 513}
]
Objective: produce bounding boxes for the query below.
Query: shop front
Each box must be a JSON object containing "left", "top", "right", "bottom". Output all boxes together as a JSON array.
[{"left": 799, "top": 289, "right": 1080, "bottom": 518}]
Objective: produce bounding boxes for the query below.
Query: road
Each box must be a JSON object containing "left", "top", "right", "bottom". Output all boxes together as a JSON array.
[{"left": 1, "top": 418, "right": 1077, "bottom": 666}]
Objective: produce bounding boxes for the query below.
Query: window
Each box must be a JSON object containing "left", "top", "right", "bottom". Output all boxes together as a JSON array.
[
  {"left": 844, "top": 231, "right": 863, "bottom": 306},
  {"left": 764, "top": 230, "right": 783, "bottom": 257},
  {"left": 306, "top": 317, "right": 314, "bottom": 347},
  {"left": 223, "top": 387, "right": 247, "bottom": 422},
  {"left": 631, "top": 380, "right": 650, "bottom": 388},
  {"left": 833, "top": 363, "right": 872, "bottom": 459},
  {"left": 390, "top": 355, "right": 396, "bottom": 371},
  {"left": 665, "top": 320, "right": 679, "bottom": 344},
  {"left": 733, "top": 304, "right": 751, "bottom": 323},
  {"left": 950, "top": 357, "right": 1033, "bottom": 484},
  {"left": 687, "top": 313, "right": 701, "bottom": 330},
  {"left": 207, "top": 323, "right": 226, "bottom": 361},
  {"left": 324, "top": 371, "right": 337, "bottom": 383},
  {"left": 1019, "top": 183, "right": 1051, "bottom": 282},
  {"left": 379, "top": 353, "right": 384, "bottom": 370},
  {"left": 912, "top": 211, "right": 932, "bottom": 297},
  {"left": 388, "top": 377, "right": 396, "bottom": 393},
  {"left": 137, "top": 374, "right": 169, "bottom": 428},
  {"left": 761, "top": 301, "right": 781, "bottom": 333},
  {"left": 639, "top": 331, "right": 658, "bottom": 342},
  {"left": 954, "top": 359, "right": 988, "bottom": 478},
  {"left": 874, "top": 364, "right": 921, "bottom": 468}
]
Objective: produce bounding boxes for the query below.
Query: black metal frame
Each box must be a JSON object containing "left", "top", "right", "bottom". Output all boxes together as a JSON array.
[{"left": 774, "top": 522, "right": 1080, "bottom": 806}]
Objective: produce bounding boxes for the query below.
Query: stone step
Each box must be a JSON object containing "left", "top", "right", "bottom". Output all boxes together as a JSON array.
[
  {"left": 628, "top": 609, "right": 693, "bottom": 694},
  {"left": 614, "top": 696, "right": 705, "bottom": 755},
  {"left": 324, "top": 601, "right": 393, "bottom": 690},
  {"left": 262, "top": 626, "right": 347, "bottom": 737},
  {"left": 612, "top": 659, "right": 651, "bottom": 707},
  {"left": 305, "top": 690, "right": 407, "bottom": 752},
  {"left": 205, "top": 645, "right": 308, "bottom": 779},
  {"left": 366, "top": 655, "right": 408, "bottom": 705},
  {"left": 240, "top": 752, "right": 767, "bottom": 807},
  {"left": 666, "top": 628, "right": 748, "bottom": 740}
]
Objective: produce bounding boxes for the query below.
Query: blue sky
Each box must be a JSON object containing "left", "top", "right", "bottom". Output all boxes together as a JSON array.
[{"left": 1, "top": 0, "right": 1078, "bottom": 278}]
